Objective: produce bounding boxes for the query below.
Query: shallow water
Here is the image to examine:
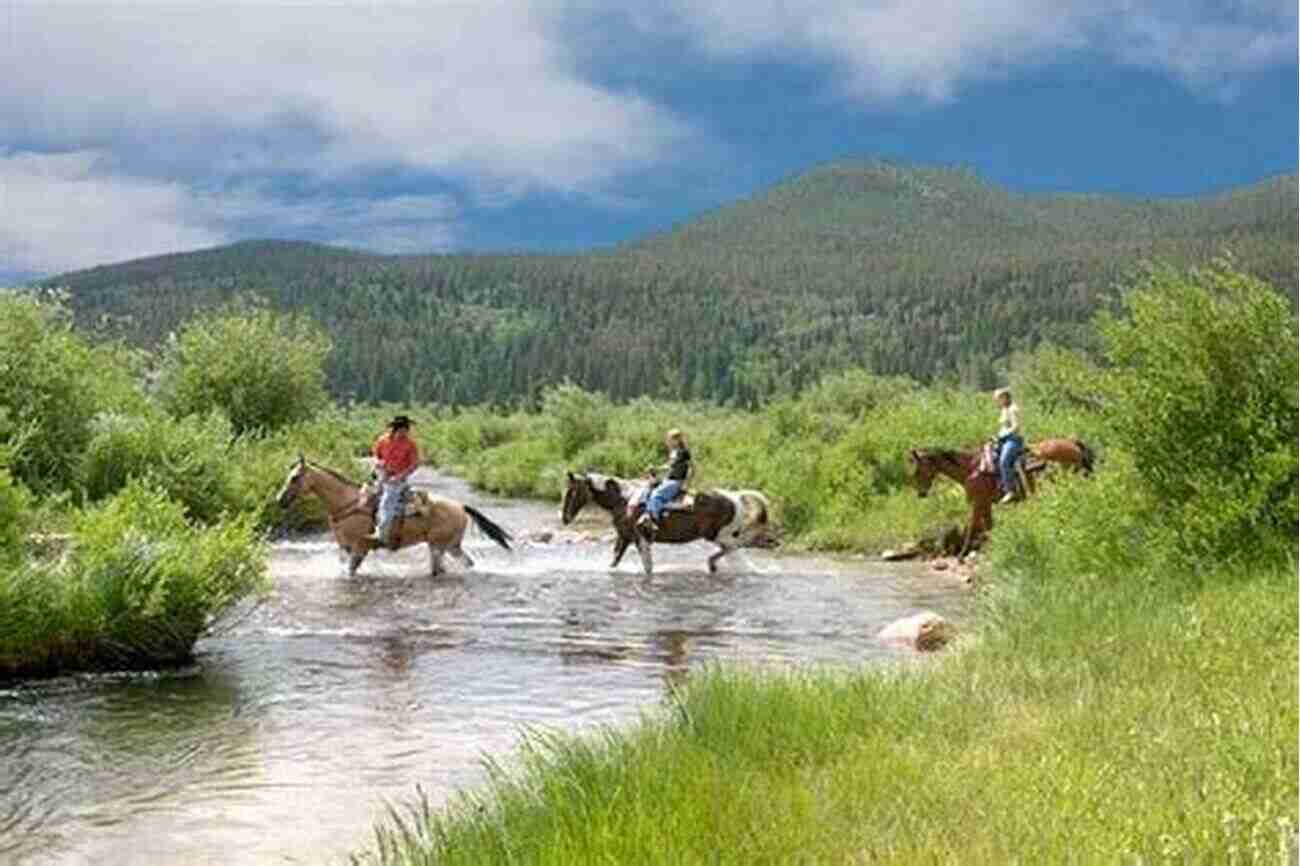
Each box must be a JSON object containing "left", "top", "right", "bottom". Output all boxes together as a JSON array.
[{"left": 0, "top": 472, "right": 967, "bottom": 865}]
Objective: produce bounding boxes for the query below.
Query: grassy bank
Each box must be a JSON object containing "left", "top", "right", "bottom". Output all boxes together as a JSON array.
[
  {"left": 356, "top": 263, "right": 1297, "bottom": 863},
  {"left": 359, "top": 559, "right": 1295, "bottom": 864}
]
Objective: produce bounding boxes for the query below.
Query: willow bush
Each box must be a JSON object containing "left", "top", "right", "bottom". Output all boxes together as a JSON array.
[
  {"left": 157, "top": 302, "right": 332, "bottom": 435},
  {"left": 0, "top": 482, "right": 268, "bottom": 678}
]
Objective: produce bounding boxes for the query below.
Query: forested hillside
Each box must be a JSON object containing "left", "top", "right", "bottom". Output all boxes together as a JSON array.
[{"left": 41, "top": 162, "right": 1298, "bottom": 406}]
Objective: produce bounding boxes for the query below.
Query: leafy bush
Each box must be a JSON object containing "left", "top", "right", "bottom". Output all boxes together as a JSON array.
[
  {"left": 800, "top": 369, "right": 920, "bottom": 419},
  {"left": 541, "top": 382, "right": 611, "bottom": 459},
  {"left": 83, "top": 410, "right": 239, "bottom": 523},
  {"left": 0, "top": 464, "right": 32, "bottom": 565},
  {"left": 1098, "top": 262, "right": 1298, "bottom": 560},
  {"left": 0, "top": 293, "right": 140, "bottom": 493},
  {"left": 158, "top": 302, "right": 331, "bottom": 435},
  {"left": 0, "top": 482, "right": 268, "bottom": 677},
  {"left": 1005, "top": 342, "right": 1105, "bottom": 414},
  {"left": 72, "top": 483, "right": 266, "bottom": 660}
]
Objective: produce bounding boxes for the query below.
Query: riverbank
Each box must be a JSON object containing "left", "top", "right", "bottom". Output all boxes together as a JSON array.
[{"left": 357, "top": 553, "right": 1297, "bottom": 865}]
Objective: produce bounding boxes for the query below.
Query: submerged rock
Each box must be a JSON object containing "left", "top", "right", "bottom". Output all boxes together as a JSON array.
[{"left": 878, "top": 611, "right": 956, "bottom": 652}]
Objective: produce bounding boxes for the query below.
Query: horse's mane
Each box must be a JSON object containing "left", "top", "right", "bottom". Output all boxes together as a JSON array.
[
  {"left": 307, "top": 460, "right": 361, "bottom": 488},
  {"left": 914, "top": 448, "right": 977, "bottom": 468},
  {"left": 582, "top": 472, "right": 639, "bottom": 498}
]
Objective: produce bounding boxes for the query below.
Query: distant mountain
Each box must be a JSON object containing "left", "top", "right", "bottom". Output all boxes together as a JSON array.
[
  {"left": 1, "top": 269, "right": 47, "bottom": 287},
  {"left": 43, "top": 161, "right": 1298, "bottom": 405}
]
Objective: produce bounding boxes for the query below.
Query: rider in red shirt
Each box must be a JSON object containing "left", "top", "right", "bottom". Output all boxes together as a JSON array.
[{"left": 368, "top": 415, "right": 420, "bottom": 544}]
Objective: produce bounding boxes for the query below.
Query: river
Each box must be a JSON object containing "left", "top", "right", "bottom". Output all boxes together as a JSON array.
[{"left": 0, "top": 472, "right": 967, "bottom": 865}]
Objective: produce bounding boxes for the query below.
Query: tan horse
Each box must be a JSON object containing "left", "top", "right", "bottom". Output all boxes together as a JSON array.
[
  {"left": 1027, "top": 437, "right": 1095, "bottom": 476},
  {"left": 275, "top": 457, "right": 512, "bottom": 577}
]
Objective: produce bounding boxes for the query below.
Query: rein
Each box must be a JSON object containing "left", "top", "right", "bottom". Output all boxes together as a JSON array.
[{"left": 328, "top": 500, "right": 371, "bottom": 524}]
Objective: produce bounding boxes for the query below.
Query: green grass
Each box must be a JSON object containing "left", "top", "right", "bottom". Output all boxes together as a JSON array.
[
  {"left": 0, "top": 483, "right": 269, "bottom": 678},
  {"left": 356, "top": 550, "right": 1296, "bottom": 866}
]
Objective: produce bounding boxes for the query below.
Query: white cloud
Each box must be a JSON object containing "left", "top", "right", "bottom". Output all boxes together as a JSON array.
[
  {"left": 651, "top": 0, "right": 1297, "bottom": 102},
  {"left": 0, "top": 2, "right": 691, "bottom": 271},
  {"left": 0, "top": 150, "right": 461, "bottom": 272},
  {"left": 0, "top": 150, "right": 225, "bottom": 273},
  {"left": 0, "top": 2, "right": 688, "bottom": 193}
]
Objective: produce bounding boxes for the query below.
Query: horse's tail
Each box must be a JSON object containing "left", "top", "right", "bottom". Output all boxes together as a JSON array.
[
  {"left": 464, "top": 505, "right": 513, "bottom": 551},
  {"left": 1073, "top": 438, "right": 1095, "bottom": 477},
  {"left": 738, "top": 490, "right": 770, "bottom": 529},
  {"left": 731, "top": 489, "right": 772, "bottom": 545}
]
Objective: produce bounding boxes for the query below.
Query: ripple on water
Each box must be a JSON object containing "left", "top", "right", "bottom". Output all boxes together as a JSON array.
[{"left": 2, "top": 472, "right": 969, "bottom": 866}]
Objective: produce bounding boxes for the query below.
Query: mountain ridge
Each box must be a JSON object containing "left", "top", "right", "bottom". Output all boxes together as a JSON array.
[{"left": 36, "top": 160, "right": 1298, "bottom": 405}]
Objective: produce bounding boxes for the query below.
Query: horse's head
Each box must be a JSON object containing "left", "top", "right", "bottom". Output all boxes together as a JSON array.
[
  {"left": 909, "top": 449, "right": 937, "bottom": 499},
  {"left": 561, "top": 471, "right": 623, "bottom": 523},
  {"left": 276, "top": 455, "right": 309, "bottom": 509},
  {"left": 561, "top": 471, "right": 590, "bottom": 524}
]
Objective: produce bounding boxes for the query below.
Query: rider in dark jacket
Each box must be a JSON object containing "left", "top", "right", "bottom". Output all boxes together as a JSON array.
[{"left": 640, "top": 428, "right": 691, "bottom": 531}]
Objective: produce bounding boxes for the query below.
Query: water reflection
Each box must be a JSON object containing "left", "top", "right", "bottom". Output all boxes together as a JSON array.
[{"left": 0, "top": 472, "right": 969, "bottom": 866}]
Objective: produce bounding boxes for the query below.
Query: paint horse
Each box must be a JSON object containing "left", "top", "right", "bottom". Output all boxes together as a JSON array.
[
  {"left": 276, "top": 457, "right": 511, "bottom": 577},
  {"left": 561, "top": 471, "right": 771, "bottom": 575},
  {"left": 909, "top": 437, "right": 1095, "bottom": 559}
]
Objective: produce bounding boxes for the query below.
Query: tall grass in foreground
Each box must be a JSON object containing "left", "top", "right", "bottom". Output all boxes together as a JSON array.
[{"left": 355, "top": 560, "right": 1295, "bottom": 865}]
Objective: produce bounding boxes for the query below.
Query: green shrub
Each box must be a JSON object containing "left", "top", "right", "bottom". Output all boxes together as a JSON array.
[
  {"left": 0, "top": 481, "right": 268, "bottom": 677},
  {"left": 0, "top": 293, "right": 140, "bottom": 493},
  {"left": 541, "top": 382, "right": 611, "bottom": 459},
  {"left": 800, "top": 368, "right": 919, "bottom": 419},
  {"left": 1005, "top": 342, "right": 1105, "bottom": 414},
  {"left": 157, "top": 302, "right": 331, "bottom": 435},
  {"left": 1098, "top": 262, "right": 1298, "bottom": 560},
  {"left": 83, "top": 410, "right": 239, "bottom": 523},
  {"left": 0, "top": 464, "right": 32, "bottom": 565},
  {"left": 70, "top": 483, "right": 266, "bottom": 662}
]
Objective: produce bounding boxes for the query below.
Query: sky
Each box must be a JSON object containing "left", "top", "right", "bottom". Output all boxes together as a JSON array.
[{"left": 1, "top": 0, "right": 1295, "bottom": 280}]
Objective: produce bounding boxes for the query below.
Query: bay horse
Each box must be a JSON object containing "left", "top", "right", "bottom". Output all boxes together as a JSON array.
[
  {"left": 908, "top": 448, "right": 996, "bottom": 561},
  {"left": 561, "top": 471, "right": 771, "bottom": 575},
  {"left": 908, "top": 437, "right": 1095, "bottom": 559},
  {"left": 275, "top": 457, "right": 512, "bottom": 577}
]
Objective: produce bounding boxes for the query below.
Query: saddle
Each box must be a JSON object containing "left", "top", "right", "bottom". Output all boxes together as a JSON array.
[
  {"left": 625, "top": 486, "right": 693, "bottom": 522},
  {"left": 980, "top": 440, "right": 1048, "bottom": 477},
  {"left": 360, "top": 483, "right": 433, "bottom": 521}
]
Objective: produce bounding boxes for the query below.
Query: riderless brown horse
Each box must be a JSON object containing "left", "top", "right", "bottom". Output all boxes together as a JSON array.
[
  {"left": 276, "top": 457, "right": 511, "bottom": 577},
  {"left": 1028, "top": 437, "right": 1095, "bottom": 476},
  {"left": 561, "top": 471, "right": 770, "bottom": 575},
  {"left": 909, "top": 437, "right": 1095, "bottom": 558}
]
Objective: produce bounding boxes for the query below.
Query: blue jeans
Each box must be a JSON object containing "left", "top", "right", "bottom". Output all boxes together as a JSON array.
[
  {"left": 377, "top": 481, "right": 408, "bottom": 536},
  {"left": 645, "top": 479, "right": 683, "bottom": 522},
  {"left": 997, "top": 435, "right": 1024, "bottom": 495}
]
